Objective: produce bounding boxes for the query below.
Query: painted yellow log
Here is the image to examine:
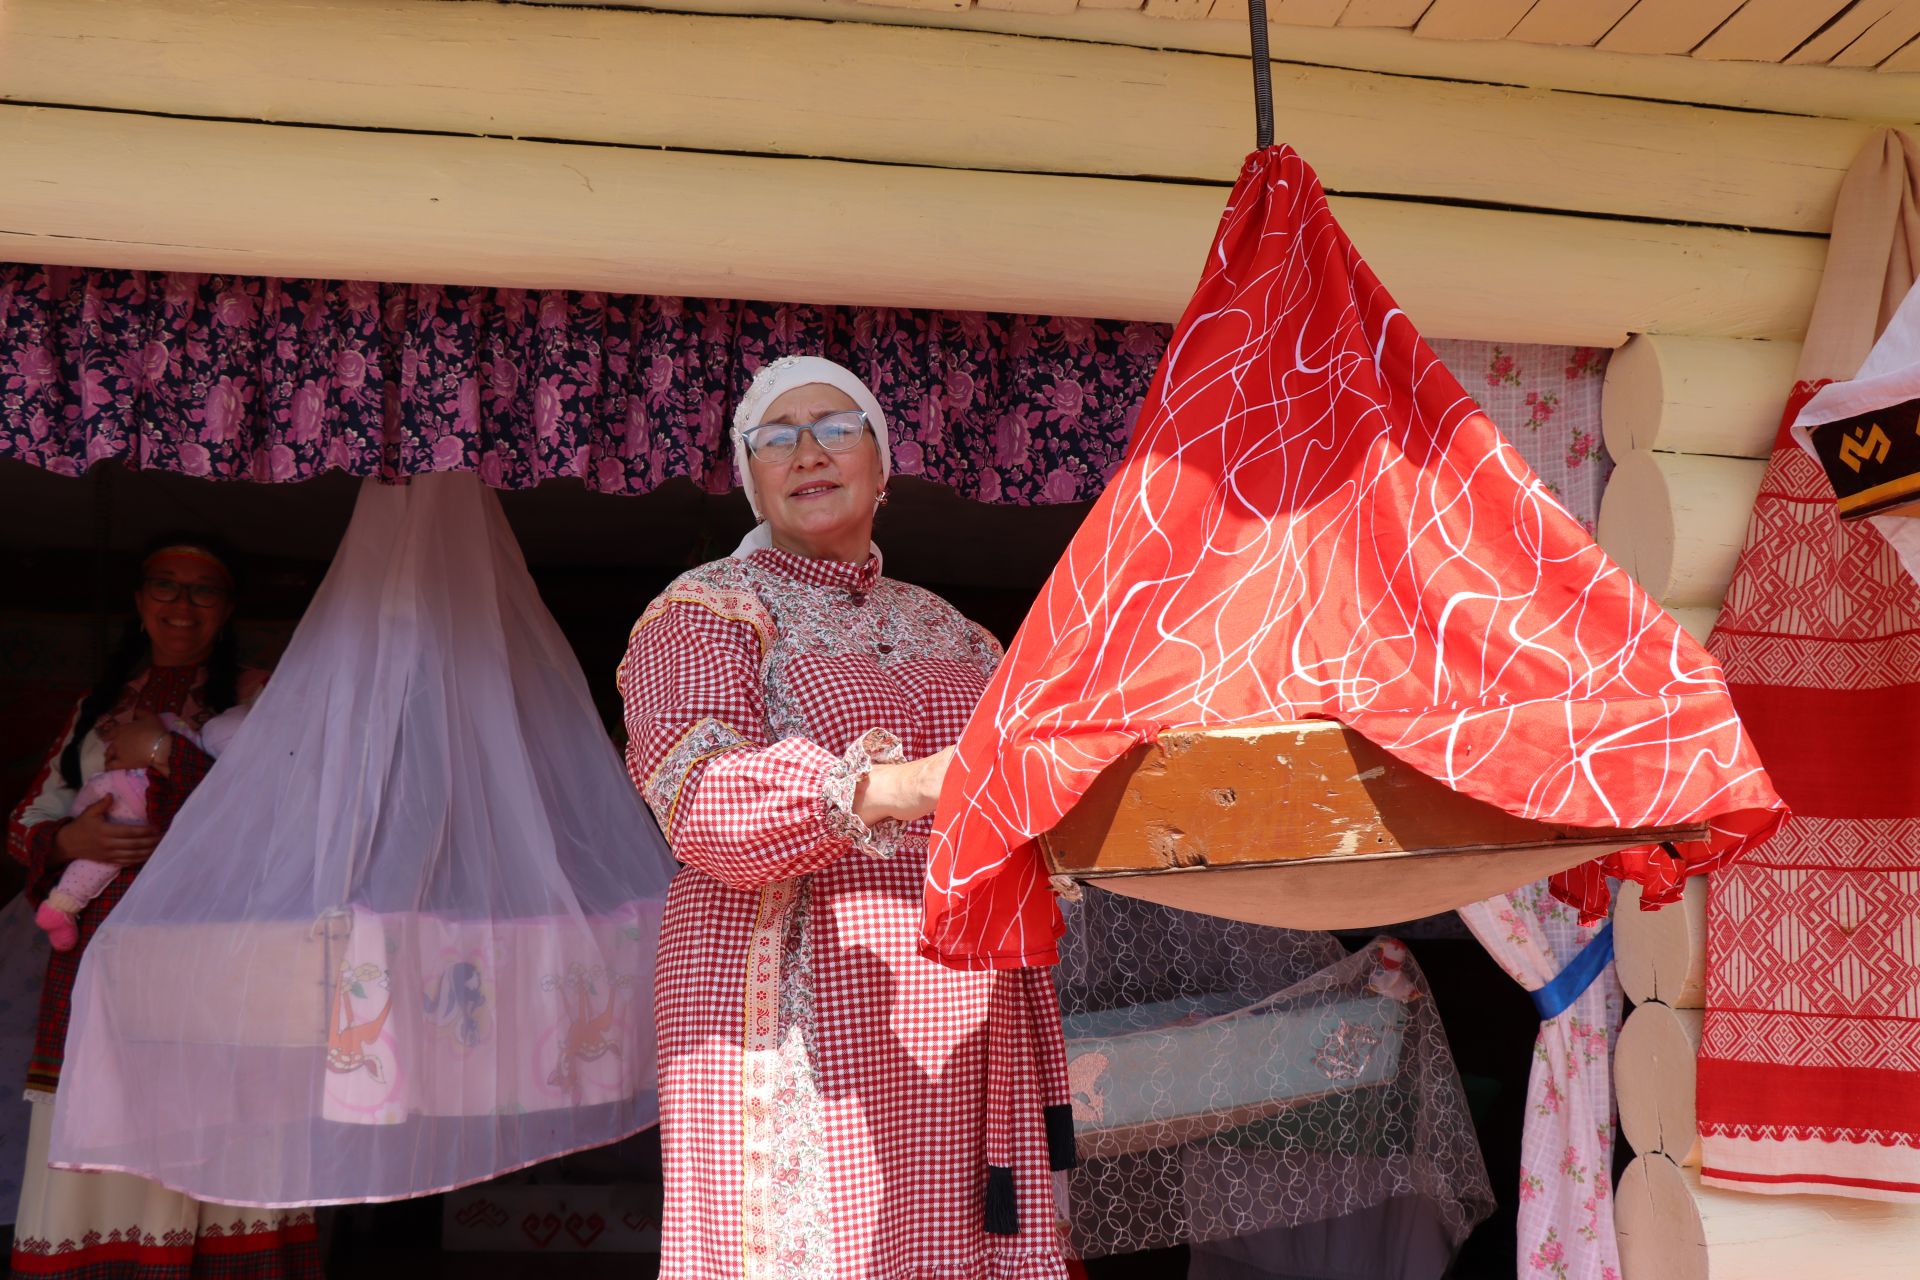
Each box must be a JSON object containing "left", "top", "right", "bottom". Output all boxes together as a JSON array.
[
  {"left": 0, "top": 105, "right": 1825, "bottom": 344},
  {"left": 1616, "top": 1001, "right": 1704, "bottom": 1166},
  {"left": 0, "top": 0, "right": 1880, "bottom": 234},
  {"left": 1603, "top": 335, "right": 1801, "bottom": 460},
  {"left": 1598, "top": 451, "right": 1770, "bottom": 606},
  {"left": 1615, "top": 878, "right": 1708, "bottom": 1010},
  {"left": 1668, "top": 607, "right": 1720, "bottom": 645},
  {"left": 1616, "top": 1154, "right": 1920, "bottom": 1280}
]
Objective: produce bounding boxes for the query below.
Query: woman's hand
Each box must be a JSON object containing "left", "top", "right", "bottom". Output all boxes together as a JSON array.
[
  {"left": 103, "top": 715, "right": 173, "bottom": 775},
  {"left": 854, "top": 747, "right": 956, "bottom": 827},
  {"left": 53, "top": 798, "right": 159, "bottom": 867}
]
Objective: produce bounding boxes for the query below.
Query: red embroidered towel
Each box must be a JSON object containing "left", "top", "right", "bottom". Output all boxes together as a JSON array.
[{"left": 1699, "top": 129, "right": 1920, "bottom": 1202}]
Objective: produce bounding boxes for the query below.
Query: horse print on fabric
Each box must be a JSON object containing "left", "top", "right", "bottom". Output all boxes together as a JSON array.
[
  {"left": 328, "top": 961, "right": 393, "bottom": 1083},
  {"left": 545, "top": 963, "right": 628, "bottom": 1101}
]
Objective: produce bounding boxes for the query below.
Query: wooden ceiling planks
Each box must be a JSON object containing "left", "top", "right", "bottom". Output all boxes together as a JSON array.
[
  {"left": 1144, "top": 0, "right": 1214, "bottom": 18},
  {"left": 1883, "top": 32, "right": 1920, "bottom": 69},
  {"left": 1508, "top": 0, "right": 1639, "bottom": 46},
  {"left": 1209, "top": 0, "right": 1349, "bottom": 21},
  {"left": 1790, "top": 0, "right": 1900, "bottom": 63},
  {"left": 1597, "top": 0, "right": 1746, "bottom": 54},
  {"left": 1831, "top": 0, "right": 1920, "bottom": 65},
  {"left": 1338, "top": 0, "right": 1436, "bottom": 24},
  {"left": 1121, "top": 0, "right": 1920, "bottom": 76},
  {"left": 1697, "top": 0, "right": 1856, "bottom": 62},
  {"left": 975, "top": 0, "right": 1079, "bottom": 13},
  {"left": 1273, "top": 0, "right": 1354, "bottom": 24},
  {"left": 1415, "top": 0, "right": 1540, "bottom": 40}
]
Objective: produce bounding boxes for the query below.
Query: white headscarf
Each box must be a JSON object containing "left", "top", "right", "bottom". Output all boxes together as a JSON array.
[{"left": 730, "top": 355, "right": 891, "bottom": 559}]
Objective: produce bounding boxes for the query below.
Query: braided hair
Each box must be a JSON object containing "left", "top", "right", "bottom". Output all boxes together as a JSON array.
[{"left": 58, "top": 534, "right": 242, "bottom": 790}]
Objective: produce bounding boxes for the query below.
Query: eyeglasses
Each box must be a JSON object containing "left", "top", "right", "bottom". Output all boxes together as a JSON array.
[
  {"left": 737, "top": 410, "right": 869, "bottom": 463},
  {"left": 142, "top": 577, "right": 231, "bottom": 608}
]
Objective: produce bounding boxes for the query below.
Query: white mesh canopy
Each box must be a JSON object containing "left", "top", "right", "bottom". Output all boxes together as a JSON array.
[
  {"left": 49, "top": 473, "right": 675, "bottom": 1207},
  {"left": 1056, "top": 892, "right": 1495, "bottom": 1266}
]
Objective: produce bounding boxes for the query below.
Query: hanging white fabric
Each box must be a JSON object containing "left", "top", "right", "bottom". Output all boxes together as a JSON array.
[
  {"left": 1459, "top": 883, "right": 1624, "bottom": 1280},
  {"left": 49, "top": 473, "right": 676, "bottom": 1207}
]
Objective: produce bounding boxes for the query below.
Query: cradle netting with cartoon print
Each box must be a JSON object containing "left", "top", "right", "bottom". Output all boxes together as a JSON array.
[{"left": 50, "top": 472, "right": 675, "bottom": 1207}]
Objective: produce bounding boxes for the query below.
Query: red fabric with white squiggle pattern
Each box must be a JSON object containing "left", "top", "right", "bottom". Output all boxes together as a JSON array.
[{"left": 922, "top": 145, "right": 1786, "bottom": 971}]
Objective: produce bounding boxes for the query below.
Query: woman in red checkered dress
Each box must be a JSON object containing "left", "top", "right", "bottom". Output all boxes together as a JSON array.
[
  {"left": 619, "top": 357, "right": 1073, "bottom": 1279},
  {"left": 5, "top": 540, "right": 321, "bottom": 1279}
]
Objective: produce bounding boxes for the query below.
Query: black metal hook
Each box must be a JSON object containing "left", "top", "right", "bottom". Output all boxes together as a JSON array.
[{"left": 1248, "top": 0, "right": 1274, "bottom": 151}]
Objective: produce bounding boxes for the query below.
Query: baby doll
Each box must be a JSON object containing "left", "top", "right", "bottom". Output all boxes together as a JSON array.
[{"left": 36, "top": 704, "right": 249, "bottom": 951}]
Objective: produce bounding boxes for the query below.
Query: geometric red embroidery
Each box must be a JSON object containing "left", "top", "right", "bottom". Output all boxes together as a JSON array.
[{"left": 1702, "top": 382, "right": 1920, "bottom": 1200}]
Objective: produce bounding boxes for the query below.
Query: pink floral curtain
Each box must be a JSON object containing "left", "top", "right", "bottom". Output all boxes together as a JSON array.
[
  {"left": 1459, "top": 883, "right": 1623, "bottom": 1280},
  {"left": 1455, "top": 340, "right": 1611, "bottom": 533},
  {"left": 0, "top": 266, "right": 1608, "bottom": 519},
  {"left": 0, "top": 266, "right": 1161, "bottom": 504}
]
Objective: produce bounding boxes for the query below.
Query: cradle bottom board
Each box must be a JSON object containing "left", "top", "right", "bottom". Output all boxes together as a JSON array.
[
  {"left": 1066, "top": 991, "right": 1409, "bottom": 1159},
  {"left": 1042, "top": 721, "right": 1704, "bottom": 930},
  {"left": 1082, "top": 840, "right": 1625, "bottom": 931}
]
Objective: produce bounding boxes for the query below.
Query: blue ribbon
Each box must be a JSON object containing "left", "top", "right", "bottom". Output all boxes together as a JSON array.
[{"left": 1530, "top": 922, "right": 1614, "bottom": 1021}]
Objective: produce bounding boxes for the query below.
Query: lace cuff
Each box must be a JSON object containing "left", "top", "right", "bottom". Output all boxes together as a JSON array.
[{"left": 821, "top": 728, "right": 907, "bottom": 860}]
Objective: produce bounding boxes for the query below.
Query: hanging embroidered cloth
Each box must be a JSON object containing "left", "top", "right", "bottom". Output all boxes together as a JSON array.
[
  {"left": 49, "top": 472, "right": 676, "bottom": 1207},
  {"left": 921, "top": 145, "right": 1785, "bottom": 971},
  {"left": 1698, "top": 130, "right": 1920, "bottom": 1203}
]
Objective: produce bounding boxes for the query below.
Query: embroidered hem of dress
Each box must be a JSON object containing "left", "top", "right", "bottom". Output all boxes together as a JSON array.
[
  {"left": 740, "top": 878, "right": 804, "bottom": 1280},
  {"left": 821, "top": 727, "right": 906, "bottom": 859}
]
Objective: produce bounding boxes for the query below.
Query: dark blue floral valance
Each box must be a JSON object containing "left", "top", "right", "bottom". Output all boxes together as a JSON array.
[
  {"left": 0, "top": 265, "right": 1609, "bottom": 526},
  {"left": 0, "top": 265, "right": 1167, "bottom": 505}
]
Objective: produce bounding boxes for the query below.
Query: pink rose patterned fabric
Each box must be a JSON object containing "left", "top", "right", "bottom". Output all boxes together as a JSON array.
[
  {"left": 0, "top": 264, "right": 1607, "bottom": 526},
  {"left": 0, "top": 265, "right": 1161, "bottom": 504}
]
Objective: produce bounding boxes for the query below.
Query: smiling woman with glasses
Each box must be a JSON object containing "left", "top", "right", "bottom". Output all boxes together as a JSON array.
[
  {"left": 618, "top": 355, "right": 1072, "bottom": 1279},
  {"left": 5, "top": 535, "right": 320, "bottom": 1278},
  {"left": 140, "top": 574, "right": 234, "bottom": 610},
  {"left": 736, "top": 407, "right": 870, "bottom": 463}
]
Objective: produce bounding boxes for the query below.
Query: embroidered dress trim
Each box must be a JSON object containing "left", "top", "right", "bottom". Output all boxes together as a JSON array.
[
  {"left": 633, "top": 582, "right": 777, "bottom": 661},
  {"left": 822, "top": 727, "right": 907, "bottom": 859},
  {"left": 647, "top": 717, "right": 751, "bottom": 838},
  {"left": 740, "top": 877, "right": 801, "bottom": 1279},
  {"left": 766, "top": 882, "right": 835, "bottom": 1276}
]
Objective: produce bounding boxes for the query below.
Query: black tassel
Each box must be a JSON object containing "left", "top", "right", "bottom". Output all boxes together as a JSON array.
[
  {"left": 984, "top": 1165, "right": 1019, "bottom": 1235},
  {"left": 1044, "top": 1103, "right": 1079, "bottom": 1171}
]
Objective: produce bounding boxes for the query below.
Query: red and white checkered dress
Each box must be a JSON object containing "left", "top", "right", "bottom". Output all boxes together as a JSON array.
[{"left": 619, "top": 548, "right": 1071, "bottom": 1280}]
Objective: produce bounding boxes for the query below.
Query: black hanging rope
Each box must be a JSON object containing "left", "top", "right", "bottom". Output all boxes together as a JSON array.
[{"left": 1248, "top": 0, "right": 1273, "bottom": 151}]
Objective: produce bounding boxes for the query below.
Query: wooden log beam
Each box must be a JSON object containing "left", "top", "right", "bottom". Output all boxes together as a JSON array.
[
  {"left": 0, "top": 0, "right": 1881, "bottom": 235},
  {"left": 1597, "top": 451, "right": 1770, "bottom": 606},
  {"left": 1603, "top": 335, "right": 1802, "bottom": 460},
  {"left": 0, "top": 105, "right": 1826, "bottom": 343},
  {"left": 1617, "top": 1154, "right": 1920, "bottom": 1280},
  {"left": 1615, "top": 878, "right": 1707, "bottom": 1009},
  {"left": 1617, "top": 1000, "right": 1704, "bottom": 1166},
  {"left": 516, "top": 0, "right": 1920, "bottom": 124}
]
